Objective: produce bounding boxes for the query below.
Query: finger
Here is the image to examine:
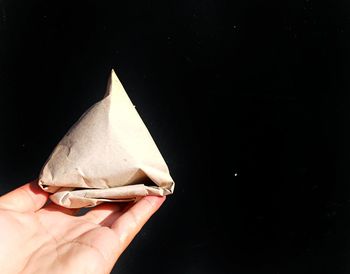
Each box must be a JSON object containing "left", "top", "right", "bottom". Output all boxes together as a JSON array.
[
  {"left": 111, "top": 196, "right": 166, "bottom": 253},
  {"left": 0, "top": 180, "right": 49, "bottom": 212},
  {"left": 82, "top": 202, "right": 129, "bottom": 226},
  {"left": 39, "top": 202, "right": 80, "bottom": 216}
]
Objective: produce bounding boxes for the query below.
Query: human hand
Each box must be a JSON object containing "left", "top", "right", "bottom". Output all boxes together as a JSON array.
[{"left": 0, "top": 180, "right": 165, "bottom": 274}]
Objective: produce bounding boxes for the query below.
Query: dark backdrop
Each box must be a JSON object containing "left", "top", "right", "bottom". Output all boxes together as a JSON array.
[{"left": 1, "top": 1, "right": 350, "bottom": 273}]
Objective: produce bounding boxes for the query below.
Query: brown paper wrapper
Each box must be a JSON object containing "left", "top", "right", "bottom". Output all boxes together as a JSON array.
[{"left": 38, "top": 70, "right": 174, "bottom": 208}]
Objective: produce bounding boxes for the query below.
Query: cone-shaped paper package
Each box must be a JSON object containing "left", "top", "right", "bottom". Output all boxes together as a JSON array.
[{"left": 38, "top": 70, "right": 174, "bottom": 208}]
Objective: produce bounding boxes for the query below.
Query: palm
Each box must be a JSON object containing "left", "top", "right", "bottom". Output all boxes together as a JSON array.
[{"left": 0, "top": 182, "right": 165, "bottom": 274}]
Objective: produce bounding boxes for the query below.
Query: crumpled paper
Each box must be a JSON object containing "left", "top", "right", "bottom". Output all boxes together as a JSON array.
[{"left": 38, "top": 70, "right": 175, "bottom": 208}]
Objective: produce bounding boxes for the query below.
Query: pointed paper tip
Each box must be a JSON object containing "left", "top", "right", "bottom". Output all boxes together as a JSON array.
[
  {"left": 111, "top": 68, "right": 117, "bottom": 79},
  {"left": 106, "top": 68, "right": 124, "bottom": 97}
]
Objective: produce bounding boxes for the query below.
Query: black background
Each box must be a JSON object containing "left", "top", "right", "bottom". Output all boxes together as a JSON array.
[{"left": 1, "top": 1, "right": 350, "bottom": 273}]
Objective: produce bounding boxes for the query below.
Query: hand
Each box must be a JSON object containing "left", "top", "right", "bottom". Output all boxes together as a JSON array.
[{"left": 0, "top": 181, "right": 165, "bottom": 274}]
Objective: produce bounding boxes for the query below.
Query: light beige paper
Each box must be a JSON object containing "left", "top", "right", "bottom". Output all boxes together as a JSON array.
[{"left": 38, "top": 70, "right": 175, "bottom": 208}]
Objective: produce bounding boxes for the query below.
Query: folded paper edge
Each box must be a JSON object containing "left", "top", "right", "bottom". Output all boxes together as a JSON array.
[{"left": 50, "top": 184, "right": 172, "bottom": 208}]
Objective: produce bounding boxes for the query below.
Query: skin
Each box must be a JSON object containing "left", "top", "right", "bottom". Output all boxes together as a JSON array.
[{"left": 0, "top": 180, "right": 165, "bottom": 274}]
